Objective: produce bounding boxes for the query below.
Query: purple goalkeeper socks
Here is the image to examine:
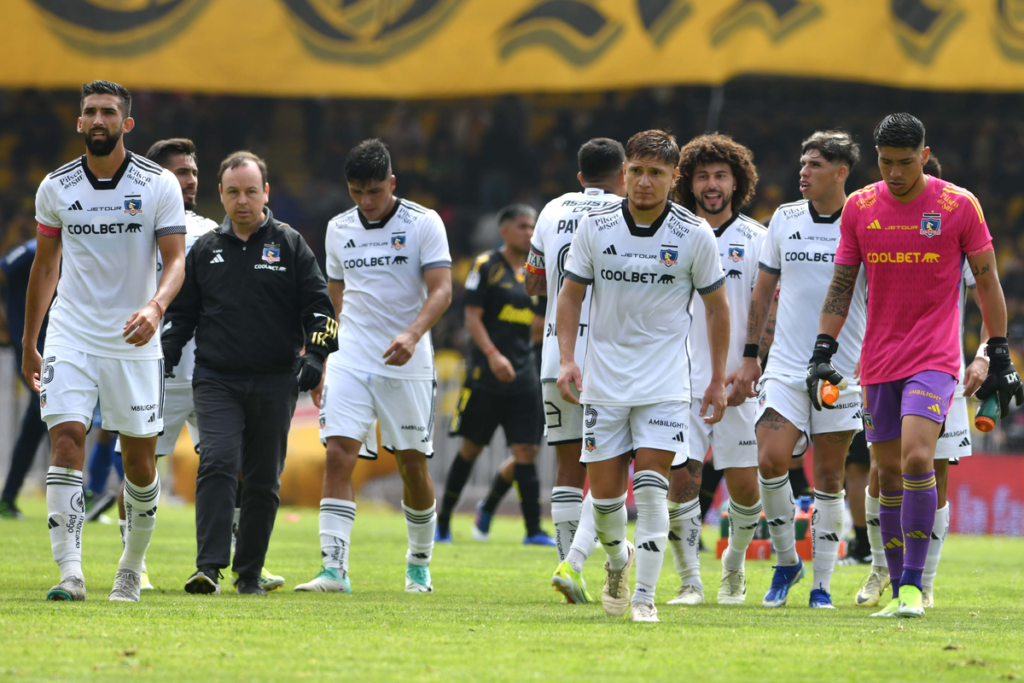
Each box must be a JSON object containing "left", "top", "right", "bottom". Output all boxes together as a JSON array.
[
  {"left": 900, "top": 471, "right": 937, "bottom": 590},
  {"left": 878, "top": 490, "right": 903, "bottom": 599}
]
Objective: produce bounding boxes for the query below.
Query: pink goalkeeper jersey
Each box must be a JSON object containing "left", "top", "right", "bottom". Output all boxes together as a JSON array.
[{"left": 835, "top": 177, "right": 992, "bottom": 385}]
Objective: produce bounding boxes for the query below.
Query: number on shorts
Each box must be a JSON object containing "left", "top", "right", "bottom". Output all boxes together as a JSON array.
[
  {"left": 584, "top": 405, "right": 597, "bottom": 428},
  {"left": 42, "top": 356, "right": 56, "bottom": 385}
]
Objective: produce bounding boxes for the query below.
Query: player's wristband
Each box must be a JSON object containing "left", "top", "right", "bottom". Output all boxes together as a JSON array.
[
  {"left": 976, "top": 345, "right": 990, "bottom": 362},
  {"left": 483, "top": 346, "right": 499, "bottom": 356},
  {"left": 743, "top": 344, "right": 759, "bottom": 359},
  {"left": 149, "top": 299, "right": 164, "bottom": 318}
]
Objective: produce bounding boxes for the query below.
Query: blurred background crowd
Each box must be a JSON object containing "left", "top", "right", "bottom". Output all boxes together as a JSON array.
[{"left": 3, "top": 78, "right": 1024, "bottom": 448}]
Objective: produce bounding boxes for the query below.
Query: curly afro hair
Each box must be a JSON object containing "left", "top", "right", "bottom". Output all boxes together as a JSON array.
[{"left": 673, "top": 134, "right": 758, "bottom": 213}]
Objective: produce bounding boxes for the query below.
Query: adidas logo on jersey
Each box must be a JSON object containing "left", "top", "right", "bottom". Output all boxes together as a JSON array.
[
  {"left": 788, "top": 231, "right": 802, "bottom": 240},
  {"left": 672, "top": 431, "right": 685, "bottom": 443},
  {"left": 959, "top": 437, "right": 971, "bottom": 447},
  {"left": 603, "top": 245, "right": 618, "bottom": 255},
  {"left": 927, "top": 403, "right": 941, "bottom": 415},
  {"left": 344, "top": 239, "right": 356, "bottom": 248},
  {"left": 638, "top": 541, "right": 660, "bottom": 552},
  {"left": 210, "top": 254, "right": 225, "bottom": 264},
  {"left": 67, "top": 200, "right": 83, "bottom": 211}
]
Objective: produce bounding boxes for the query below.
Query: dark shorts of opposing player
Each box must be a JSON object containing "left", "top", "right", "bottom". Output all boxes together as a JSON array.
[
  {"left": 449, "top": 383, "right": 543, "bottom": 446},
  {"left": 863, "top": 370, "right": 958, "bottom": 443},
  {"left": 845, "top": 429, "right": 870, "bottom": 466}
]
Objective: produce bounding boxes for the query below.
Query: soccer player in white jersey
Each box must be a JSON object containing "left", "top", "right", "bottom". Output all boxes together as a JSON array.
[
  {"left": 557, "top": 130, "right": 730, "bottom": 622},
  {"left": 664, "top": 134, "right": 766, "bottom": 606},
  {"left": 733, "top": 131, "right": 867, "bottom": 609},
  {"left": 22, "top": 81, "right": 186, "bottom": 602},
  {"left": 296, "top": 139, "right": 452, "bottom": 594},
  {"left": 524, "top": 138, "right": 626, "bottom": 604}
]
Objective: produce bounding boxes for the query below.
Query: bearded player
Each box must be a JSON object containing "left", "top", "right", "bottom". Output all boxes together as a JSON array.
[{"left": 809, "top": 113, "right": 1022, "bottom": 618}]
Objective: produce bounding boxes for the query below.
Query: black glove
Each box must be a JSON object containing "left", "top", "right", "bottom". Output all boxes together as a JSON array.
[
  {"left": 806, "top": 334, "right": 848, "bottom": 411},
  {"left": 974, "top": 337, "right": 1024, "bottom": 418},
  {"left": 162, "top": 346, "right": 181, "bottom": 379},
  {"left": 296, "top": 354, "right": 324, "bottom": 392}
]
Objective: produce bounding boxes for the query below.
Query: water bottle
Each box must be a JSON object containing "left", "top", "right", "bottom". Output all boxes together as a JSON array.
[{"left": 975, "top": 393, "right": 999, "bottom": 432}]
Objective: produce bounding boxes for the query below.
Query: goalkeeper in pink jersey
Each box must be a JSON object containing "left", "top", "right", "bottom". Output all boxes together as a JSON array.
[{"left": 808, "top": 113, "right": 1023, "bottom": 618}]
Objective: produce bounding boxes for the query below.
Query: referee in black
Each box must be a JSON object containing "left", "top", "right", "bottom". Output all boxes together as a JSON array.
[
  {"left": 437, "top": 204, "right": 552, "bottom": 546},
  {"left": 162, "top": 151, "right": 338, "bottom": 595}
]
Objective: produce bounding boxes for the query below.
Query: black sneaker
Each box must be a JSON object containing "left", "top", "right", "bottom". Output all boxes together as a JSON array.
[
  {"left": 185, "top": 567, "right": 222, "bottom": 595},
  {"left": 236, "top": 577, "right": 267, "bottom": 596},
  {"left": 85, "top": 493, "right": 117, "bottom": 522},
  {"left": 839, "top": 536, "right": 871, "bottom": 565},
  {"left": 0, "top": 500, "right": 23, "bottom": 520}
]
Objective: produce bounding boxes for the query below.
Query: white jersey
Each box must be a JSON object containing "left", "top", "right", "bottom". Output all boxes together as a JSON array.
[
  {"left": 325, "top": 198, "right": 451, "bottom": 380},
  {"left": 563, "top": 198, "right": 724, "bottom": 406},
  {"left": 955, "top": 261, "right": 977, "bottom": 398},
  {"left": 760, "top": 199, "right": 867, "bottom": 384},
  {"left": 161, "top": 210, "right": 218, "bottom": 388},
  {"left": 527, "top": 187, "right": 622, "bottom": 382},
  {"left": 35, "top": 152, "right": 186, "bottom": 360},
  {"left": 689, "top": 213, "right": 767, "bottom": 399}
]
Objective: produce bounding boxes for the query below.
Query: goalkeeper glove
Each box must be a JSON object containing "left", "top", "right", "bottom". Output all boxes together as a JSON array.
[
  {"left": 296, "top": 354, "right": 324, "bottom": 393},
  {"left": 974, "top": 337, "right": 1024, "bottom": 418},
  {"left": 807, "top": 334, "right": 848, "bottom": 411}
]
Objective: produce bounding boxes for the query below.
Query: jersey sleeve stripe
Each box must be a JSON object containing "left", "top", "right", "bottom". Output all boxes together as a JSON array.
[
  {"left": 758, "top": 262, "right": 781, "bottom": 275},
  {"left": 697, "top": 276, "right": 726, "bottom": 295},
  {"left": 944, "top": 188, "right": 985, "bottom": 223},
  {"left": 564, "top": 270, "right": 593, "bottom": 285},
  {"left": 131, "top": 156, "right": 164, "bottom": 174},
  {"left": 156, "top": 225, "right": 187, "bottom": 237},
  {"left": 48, "top": 158, "right": 82, "bottom": 178},
  {"left": 37, "top": 222, "right": 61, "bottom": 238},
  {"left": 422, "top": 259, "right": 452, "bottom": 271}
]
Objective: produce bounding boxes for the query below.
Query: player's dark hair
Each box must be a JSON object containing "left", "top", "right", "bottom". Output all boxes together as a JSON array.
[
  {"left": 146, "top": 138, "right": 197, "bottom": 168},
  {"left": 624, "top": 130, "right": 680, "bottom": 167},
  {"left": 673, "top": 134, "right": 758, "bottom": 212},
  {"left": 801, "top": 130, "right": 860, "bottom": 169},
  {"left": 218, "top": 150, "right": 268, "bottom": 186},
  {"left": 81, "top": 80, "right": 132, "bottom": 119},
  {"left": 578, "top": 138, "right": 625, "bottom": 183},
  {"left": 873, "top": 113, "right": 925, "bottom": 149},
  {"left": 923, "top": 153, "right": 942, "bottom": 179},
  {"left": 497, "top": 203, "right": 537, "bottom": 226},
  {"left": 345, "top": 139, "right": 392, "bottom": 184}
]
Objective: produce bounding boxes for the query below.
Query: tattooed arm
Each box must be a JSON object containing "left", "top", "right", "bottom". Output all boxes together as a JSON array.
[
  {"left": 967, "top": 248, "right": 1007, "bottom": 339},
  {"left": 728, "top": 266, "right": 779, "bottom": 401},
  {"left": 817, "top": 262, "right": 861, "bottom": 338},
  {"left": 759, "top": 286, "right": 780, "bottom": 360}
]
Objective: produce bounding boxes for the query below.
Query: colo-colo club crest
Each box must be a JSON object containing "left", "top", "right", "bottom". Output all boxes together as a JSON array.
[
  {"left": 262, "top": 244, "right": 281, "bottom": 264},
  {"left": 920, "top": 213, "right": 942, "bottom": 238},
  {"left": 659, "top": 245, "right": 678, "bottom": 266}
]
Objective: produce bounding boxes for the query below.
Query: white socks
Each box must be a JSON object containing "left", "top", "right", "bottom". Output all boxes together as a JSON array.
[
  {"left": 865, "top": 487, "right": 886, "bottom": 568},
  {"left": 320, "top": 498, "right": 356, "bottom": 575},
  {"left": 47, "top": 467, "right": 84, "bottom": 581},
  {"left": 120, "top": 474, "right": 160, "bottom": 574},
  {"left": 119, "top": 519, "right": 147, "bottom": 574},
  {"left": 811, "top": 488, "right": 844, "bottom": 593},
  {"left": 723, "top": 499, "right": 763, "bottom": 571},
  {"left": 566, "top": 492, "right": 598, "bottom": 573},
  {"left": 551, "top": 486, "right": 584, "bottom": 562},
  {"left": 667, "top": 497, "right": 702, "bottom": 588},
  {"left": 633, "top": 471, "right": 669, "bottom": 605},
  {"left": 592, "top": 493, "right": 629, "bottom": 571},
  {"left": 760, "top": 473, "right": 798, "bottom": 566},
  {"left": 924, "top": 502, "right": 950, "bottom": 589},
  {"left": 403, "top": 501, "right": 436, "bottom": 567}
]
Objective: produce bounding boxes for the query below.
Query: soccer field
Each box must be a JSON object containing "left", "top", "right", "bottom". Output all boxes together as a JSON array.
[{"left": 2, "top": 501, "right": 1023, "bottom": 682}]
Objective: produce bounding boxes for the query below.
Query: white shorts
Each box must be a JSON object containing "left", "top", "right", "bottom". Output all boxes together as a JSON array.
[
  {"left": 319, "top": 364, "right": 435, "bottom": 458},
  {"left": 756, "top": 377, "right": 862, "bottom": 454},
  {"left": 672, "top": 400, "right": 759, "bottom": 469},
  {"left": 934, "top": 395, "right": 972, "bottom": 460},
  {"left": 543, "top": 383, "right": 583, "bottom": 445},
  {"left": 114, "top": 385, "right": 198, "bottom": 457},
  {"left": 40, "top": 346, "right": 164, "bottom": 438},
  {"left": 581, "top": 401, "right": 689, "bottom": 464}
]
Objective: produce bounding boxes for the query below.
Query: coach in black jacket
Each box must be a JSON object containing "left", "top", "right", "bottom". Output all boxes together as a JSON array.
[{"left": 163, "top": 151, "right": 338, "bottom": 596}]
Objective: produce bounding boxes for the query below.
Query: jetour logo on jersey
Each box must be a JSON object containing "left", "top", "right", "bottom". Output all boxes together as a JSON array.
[
  {"left": 659, "top": 245, "right": 678, "bottom": 266},
  {"left": 262, "top": 243, "right": 281, "bottom": 264},
  {"left": 920, "top": 213, "right": 942, "bottom": 237},
  {"left": 124, "top": 196, "right": 143, "bottom": 215}
]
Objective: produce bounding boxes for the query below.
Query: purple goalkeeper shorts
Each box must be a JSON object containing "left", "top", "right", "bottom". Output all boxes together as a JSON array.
[{"left": 863, "top": 370, "right": 958, "bottom": 443}]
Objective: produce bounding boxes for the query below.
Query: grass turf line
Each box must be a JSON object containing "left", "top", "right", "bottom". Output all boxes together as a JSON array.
[{"left": 1, "top": 501, "right": 1023, "bottom": 682}]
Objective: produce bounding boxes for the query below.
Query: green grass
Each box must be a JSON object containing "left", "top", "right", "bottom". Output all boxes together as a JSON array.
[{"left": 2, "top": 501, "right": 1023, "bottom": 682}]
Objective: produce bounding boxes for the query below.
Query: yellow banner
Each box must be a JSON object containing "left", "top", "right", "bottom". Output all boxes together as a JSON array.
[{"left": 7, "top": 0, "right": 1024, "bottom": 97}]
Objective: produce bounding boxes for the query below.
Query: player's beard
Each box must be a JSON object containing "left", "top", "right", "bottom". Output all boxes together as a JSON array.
[
  {"left": 183, "top": 194, "right": 196, "bottom": 211},
  {"left": 696, "top": 190, "right": 732, "bottom": 215},
  {"left": 83, "top": 126, "right": 122, "bottom": 157}
]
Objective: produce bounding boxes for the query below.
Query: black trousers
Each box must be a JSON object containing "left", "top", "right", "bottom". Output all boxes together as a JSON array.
[
  {"left": 192, "top": 369, "right": 297, "bottom": 580},
  {"left": 2, "top": 353, "right": 50, "bottom": 503}
]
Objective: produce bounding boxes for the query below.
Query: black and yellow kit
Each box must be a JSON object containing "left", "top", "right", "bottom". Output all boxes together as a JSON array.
[{"left": 450, "top": 249, "right": 544, "bottom": 446}]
